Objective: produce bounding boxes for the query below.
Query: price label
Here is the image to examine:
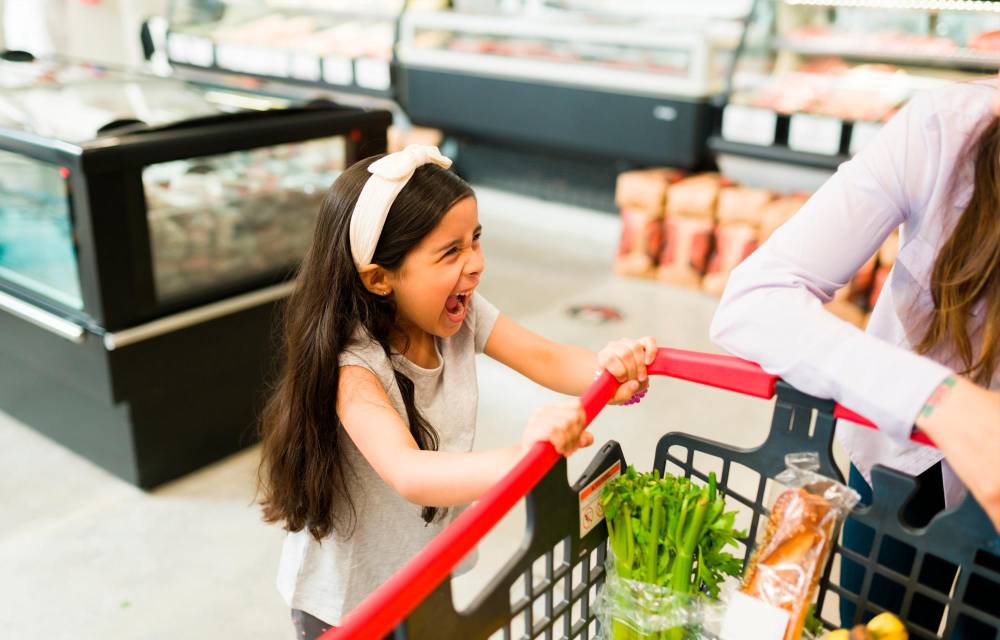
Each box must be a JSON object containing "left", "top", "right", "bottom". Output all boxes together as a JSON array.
[
  {"left": 578, "top": 461, "right": 621, "bottom": 539},
  {"left": 323, "top": 56, "right": 354, "bottom": 86},
  {"left": 167, "top": 33, "right": 214, "bottom": 67},
  {"left": 850, "top": 121, "right": 883, "bottom": 156},
  {"left": 788, "top": 114, "right": 844, "bottom": 156},
  {"left": 721, "top": 105, "right": 778, "bottom": 147},
  {"left": 217, "top": 45, "right": 289, "bottom": 77},
  {"left": 290, "top": 54, "right": 321, "bottom": 82},
  {"left": 719, "top": 592, "right": 790, "bottom": 640},
  {"left": 355, "top": 58, "right": 391, "bottom": 91}
]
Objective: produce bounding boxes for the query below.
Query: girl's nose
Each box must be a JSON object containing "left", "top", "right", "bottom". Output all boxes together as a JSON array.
[{"left": 465, "top": 246, "right": 484, "bottom": 277}]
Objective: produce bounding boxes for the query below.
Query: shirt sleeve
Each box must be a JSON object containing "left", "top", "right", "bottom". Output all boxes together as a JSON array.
[
  {"left": 709, "top": 92, "right": 954, "bottom": 441},
  {"left": 469, "top": 292, "right": 501, "bottom": 354}
]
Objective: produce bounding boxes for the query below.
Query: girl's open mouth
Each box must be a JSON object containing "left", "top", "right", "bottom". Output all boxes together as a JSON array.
[{"left": 445, "top": 289, "right": 473, "bottom": 323}]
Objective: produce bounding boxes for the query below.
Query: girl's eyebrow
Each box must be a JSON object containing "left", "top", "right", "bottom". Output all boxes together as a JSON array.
[{"left": 436, "top": 225, "right": 483, "bottom": 253}]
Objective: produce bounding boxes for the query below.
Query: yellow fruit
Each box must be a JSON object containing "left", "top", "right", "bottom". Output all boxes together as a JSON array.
[
  {"left": 850, "top": 624, "right": 873, "bottom": 640},
  {"left": 866, "top": 612, "right": 908, "bottom": 640},
  {"left": 820, "top": 630, "right": 851, "bottom": 640}
]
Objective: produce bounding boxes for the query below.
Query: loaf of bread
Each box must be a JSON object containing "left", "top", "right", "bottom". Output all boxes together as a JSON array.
[{"left": 742, "top": 487, "right": 837, "bottom": 640}]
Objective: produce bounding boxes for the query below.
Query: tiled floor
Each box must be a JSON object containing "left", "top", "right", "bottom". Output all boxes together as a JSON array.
[{"left": 0, "top": 187, "right": 781, "bottom": 639}]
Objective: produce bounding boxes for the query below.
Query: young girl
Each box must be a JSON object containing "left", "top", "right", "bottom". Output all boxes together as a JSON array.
[
  {"left": 257, "top": 145, "right": 657, "bottom": 637},
  {"left": 711, "top": 75, "right": 1000, "bottom": 630}
]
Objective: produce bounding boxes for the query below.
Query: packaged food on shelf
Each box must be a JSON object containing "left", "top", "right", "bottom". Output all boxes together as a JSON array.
[
  {"left": 759, "top": 194, "right": 809, "bottom": 244},
  {"left": 667, "top": 173, "right": 723, "bottom": 219},
  {"left": 615, "top": 167, "right": 683, "bottom": 215},
  {"left": 715, "top": 186, "right": 775, "bottom": 226},
  {"left": 702, "top": 222, "right": 759, "bottom": 297},
  {"left": 728, "top": 453, "right": 860, "bottom": 640},
  {"left": 144, "top": 137, "right": 344, "bottom": 301},
  {"left": 658, "top": 215, "right": 715, "bottom": 288},
  {"left": 615, "top": 207, "right": 665, "bottom": 278},
  {"left": 970, "top": 30, "right": 1000, "bottom": 52},
  {"left": 388, "top": 125, "right": 444, "bottom": 153}
]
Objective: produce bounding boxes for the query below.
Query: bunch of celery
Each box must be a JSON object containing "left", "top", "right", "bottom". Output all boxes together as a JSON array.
[{"left": 601, "top": 466, "right": 744, "bottom": 640}]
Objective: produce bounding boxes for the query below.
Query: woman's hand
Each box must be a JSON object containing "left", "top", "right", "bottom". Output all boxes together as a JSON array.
[
  {"left": 916, "top": 375, "right": 1000, "bottom": 532},
  {"left": 521, "top": 402, "right": 592, "bottom": 457},
  {"left": 597, "top": 337, "right": 658, "bottom": 405}
]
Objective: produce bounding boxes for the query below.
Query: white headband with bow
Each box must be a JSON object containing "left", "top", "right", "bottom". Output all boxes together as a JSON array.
[{"left": 349, "top": 144, "right": 453, "bottom": 269}]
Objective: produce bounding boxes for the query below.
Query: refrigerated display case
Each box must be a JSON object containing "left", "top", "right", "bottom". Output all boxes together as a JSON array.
[
  {"left": 396, "top": 5, "right": 748, "bottom": 168},
  {"left": 0, "top": 57, "right": 390, "bottom": 488},
  {"left": 162, "top": 0, "right": 444, "bottom": 102},
  {"left": 710, "top": 0, "right": 1000, "bottom": 191}
]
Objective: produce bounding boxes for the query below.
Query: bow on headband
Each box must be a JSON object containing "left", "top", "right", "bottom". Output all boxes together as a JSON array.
[{"left": 349, "top": 144, "right": 453, "bottom": 269}]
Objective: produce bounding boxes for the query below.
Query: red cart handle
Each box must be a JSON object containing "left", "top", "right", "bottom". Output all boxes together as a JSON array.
[{"left": 327, "top": 348, "right": 933, "bottom": 639}]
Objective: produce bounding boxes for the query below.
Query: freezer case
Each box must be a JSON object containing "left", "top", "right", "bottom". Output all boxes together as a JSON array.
[
  {"left": 0, "top": 57, "right": 391, "bottom": 487},
  {"left": 396, "top": 7, "right": 745, "bottom": 167}
]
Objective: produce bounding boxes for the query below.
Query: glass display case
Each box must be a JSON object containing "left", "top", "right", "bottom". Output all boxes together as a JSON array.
[
  {"left": 711, "top": 0, "right": 1000, "bottom": 188},
  {"left": 163, "top": 0, "right": 444, "bottom": 98},
  {"left": 396, "top": 3, "right": 748, "bottom": 168},
  {"left": 0, "top": 56, "right": 391, "bottom": 489}
]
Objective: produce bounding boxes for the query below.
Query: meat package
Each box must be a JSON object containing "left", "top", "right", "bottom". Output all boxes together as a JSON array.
[
  {"left": 657, "top": 174, "right": 723, "bottom": 287},
  {"left": 145, "top": 137, "right": 343, "bottom": 300},
  {"left": 703, "top": 187, "right": 776, "bottom": 296},
  {"left": 614, "top": 168, "right": 682, "bottom": 277},
  {"left": 615, "top": 207, "right": 665, "bottom": 277},
  {"left": 758, "top": 194, "right": 809, "bottom": 244}
]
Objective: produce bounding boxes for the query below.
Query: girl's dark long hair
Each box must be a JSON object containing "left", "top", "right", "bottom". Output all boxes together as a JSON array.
[
  {"left": 257, "top": 156, "right": 474, "bottom": 541},
  {"left": 917, "top": 116, "right": 1000, "bottom": 387}
]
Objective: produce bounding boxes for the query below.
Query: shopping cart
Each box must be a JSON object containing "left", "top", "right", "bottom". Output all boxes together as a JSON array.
[{"left": 327, "top": 348, "right": 1000, "bottom": 640}]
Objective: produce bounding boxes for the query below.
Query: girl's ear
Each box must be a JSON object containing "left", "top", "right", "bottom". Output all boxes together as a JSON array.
[{"left": 358, "top": 264, "right": 392, "bottom": 297}]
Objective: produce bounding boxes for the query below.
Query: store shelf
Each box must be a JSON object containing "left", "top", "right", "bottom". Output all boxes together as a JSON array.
[
  {"left": 775, "top": 36, "right": 1000, "bottom": 70},
  {"left": 165, "top": 31, "right": 396, "bottom": 100},
  {"left": 783, "top": 0, "right": 1000, "bottom": 13},
  {"left": 708, "top": 136, "right": 849, "bottom": 171}
]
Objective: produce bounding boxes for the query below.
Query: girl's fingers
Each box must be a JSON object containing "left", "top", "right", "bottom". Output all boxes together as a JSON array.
[
  {"left": 618, "top": 345, "right": 639, "bottom": 383},
  {"left": 640, "top": 337, "right": 658, "bottom": 365},
  {"left": 630, "top": 342, "right": 648, "bottom": 382}
]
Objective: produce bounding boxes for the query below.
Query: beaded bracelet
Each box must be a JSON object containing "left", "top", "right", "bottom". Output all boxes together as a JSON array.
[{"left": 595, "top": 369, "right": 647, "bottom": 406}]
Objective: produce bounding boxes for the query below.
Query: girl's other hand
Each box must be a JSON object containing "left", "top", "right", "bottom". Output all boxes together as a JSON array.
[
  {"left": 521, "top": 402, "right": 592, "bottom": 457},
  {"left": 598, "top": 337, "right": 658, "bottom": 405}
]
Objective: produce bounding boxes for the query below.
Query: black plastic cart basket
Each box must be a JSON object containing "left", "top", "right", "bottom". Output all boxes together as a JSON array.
[{"left": 328, "top": 348, "right": 1000, "bottom": 640}]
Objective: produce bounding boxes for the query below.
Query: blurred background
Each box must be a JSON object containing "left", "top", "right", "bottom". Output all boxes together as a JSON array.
[{"left": 0, "top": 0, "right": 997, "bottom": 637}]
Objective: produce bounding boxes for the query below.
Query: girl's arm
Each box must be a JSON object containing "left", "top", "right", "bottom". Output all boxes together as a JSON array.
[
  {"left": 710, "top": 91, "right": 953, "bottom": 442},
  {"left": 337, "top": 365, "right": 591, "bottom": 508},
  {"left": 483, "top": 314, "right": 656, "bottom": 403}
]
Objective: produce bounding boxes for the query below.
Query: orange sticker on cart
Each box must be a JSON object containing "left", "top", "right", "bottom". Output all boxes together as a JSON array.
[{"left": 578, "top": 461, "right": 621, "bottom": 539}]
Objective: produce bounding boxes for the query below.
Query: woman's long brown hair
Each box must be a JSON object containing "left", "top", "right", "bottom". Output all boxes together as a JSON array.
[
  {"left": 257, "top": 156, "right": 474, "bottom": 541},
  {"left": 917, "top": 116, "right": 1000, "bottom": 387}
]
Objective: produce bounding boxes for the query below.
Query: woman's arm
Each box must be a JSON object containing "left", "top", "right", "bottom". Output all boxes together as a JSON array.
[
  {"left": 710, "top": 92, "right": 953, "bottom": 442},
  {"left": 916, "top": 377, "right": 1000, "bottom": 530},
  {"left": 483, "top": 314, "right": 656, "bottom": 403},
  {"left": 337, "top": 365, "right": 590, "bottom": 507}
]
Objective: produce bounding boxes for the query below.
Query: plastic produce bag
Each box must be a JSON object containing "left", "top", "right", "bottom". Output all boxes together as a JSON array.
[{"left": 596, "top": 562, "right": 726, "bottom": 640}]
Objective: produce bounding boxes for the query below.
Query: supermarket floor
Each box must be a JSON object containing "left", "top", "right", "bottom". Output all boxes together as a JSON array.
[{"left": 0, "top": 187, "right": 783, "bottom": 639}]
